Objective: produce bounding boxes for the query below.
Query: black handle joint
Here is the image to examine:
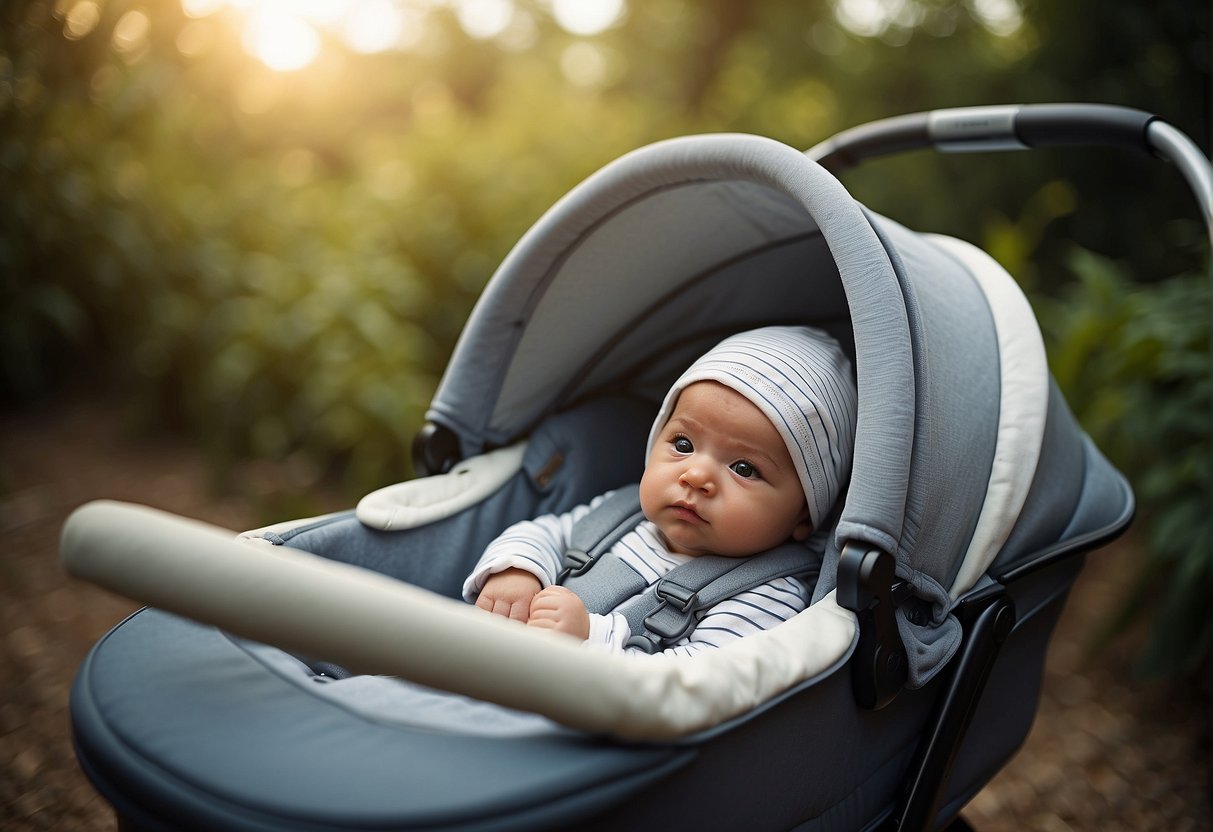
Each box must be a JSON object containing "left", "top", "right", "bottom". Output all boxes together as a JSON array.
[{"left": 837, "top": 544, "right": 909, "bottom": 710}]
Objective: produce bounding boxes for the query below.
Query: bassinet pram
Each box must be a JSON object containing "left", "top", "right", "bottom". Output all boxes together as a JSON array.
[{"left": 61, "top": 104, "right": 1211, "bottom": 831}]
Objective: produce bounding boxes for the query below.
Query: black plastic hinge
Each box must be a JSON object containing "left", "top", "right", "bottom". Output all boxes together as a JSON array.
[
  {"left": 412, "top": 422, "right": 462, "bottom": 476},
  {"left": 837, "top": 544, "right": 909, "bottom": 710}
]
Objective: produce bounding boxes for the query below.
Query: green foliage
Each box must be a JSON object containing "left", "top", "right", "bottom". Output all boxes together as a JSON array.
[
  {"left": 1038, "top": 249, "right": 1211, "bottom": 677},
  {"left": 1, "top": 0, "right": 681, "bottom": 491}
]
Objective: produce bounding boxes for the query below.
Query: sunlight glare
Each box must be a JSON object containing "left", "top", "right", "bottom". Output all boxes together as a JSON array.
[
  {"left": 290, "top": 0, "right": 351, "bottom": 27},
  {"left": 61, "top": 1, "right": 102, "bottom": 40},
  {"left": 112, "top": 10, "right": 151, "bottom": 54},
  {"left": 560, "top": 41, "right": 608, "bottom": 86},
  {"left": 111, "top": 9, "right": 152, "bottom": 63},
  {"left": 970, "top": 0, "right": 1023, "bottom": 36},
  {"left": 339, "top": 0, "right": 418, "bottom": 53},
  {"left": 833, "top": 0, "right": 930, "bottom": 38},
  {"left": 182, "top": 0, "right": 436, "bottom": 67},
  {"left": 243, "top": 8, "right": 321, "bottom": 71},
  {"left": 456, "top": 0, "right": 515, "bottom": 41},
  {"left": 834, "top": 0, "right": 893, "bottom": 37},
  {"left": 180, "top": 0, "right": 226, "bottom": 17},
  {"left": 550, "top": 0, "right": 624, "bottom": 36}
]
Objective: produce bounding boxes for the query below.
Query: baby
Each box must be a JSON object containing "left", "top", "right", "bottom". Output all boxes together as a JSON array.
[{"left": 462, "top": 325, "right": 857, "bottom": 656}]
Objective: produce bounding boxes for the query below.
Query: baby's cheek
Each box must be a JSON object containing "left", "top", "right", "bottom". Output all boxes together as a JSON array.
[{"left": 637, "top": 471, "right": 663, "bottom": 521}]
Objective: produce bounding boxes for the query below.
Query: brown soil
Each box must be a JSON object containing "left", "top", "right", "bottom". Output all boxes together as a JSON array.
[{"left": 1, "top": 398, "right": 1210, "bottom": 830}]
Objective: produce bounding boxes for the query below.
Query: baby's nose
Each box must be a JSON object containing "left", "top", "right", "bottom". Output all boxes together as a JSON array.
[{"left": 679, "top": 466, "right": 714, "bottom": 493}]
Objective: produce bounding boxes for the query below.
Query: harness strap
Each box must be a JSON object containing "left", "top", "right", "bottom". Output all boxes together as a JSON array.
[
  {"left": 558, "top": 485, "right": 819, "bottom": 653},
  {"left": 618, "top": 545, "right": 819, "bottom": 653},
  {"left": 558, "top": 483, "right": 645, "bottom": 585}
]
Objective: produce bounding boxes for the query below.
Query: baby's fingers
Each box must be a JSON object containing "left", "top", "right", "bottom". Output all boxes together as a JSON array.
[
  {"left": 497, "top": 597, "right": 530, "bottom": 622},
  {"left": 475, "top": 592, "right": 530, "bottom": 622},
  {"left": 530, "top": 585, "right": 572, "bottom": 609},
  {"left": 526, "top": 611, "right": 558, "bottom": 630}
]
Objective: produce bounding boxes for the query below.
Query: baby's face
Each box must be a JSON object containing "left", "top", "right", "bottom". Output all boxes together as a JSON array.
[{"left": 640, "top": 381, "right": 811, "bottom": 558}]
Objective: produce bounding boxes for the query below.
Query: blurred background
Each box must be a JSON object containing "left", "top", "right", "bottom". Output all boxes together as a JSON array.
[{"left": 1, "top": 0, "right": 1210, "bottom": 828}]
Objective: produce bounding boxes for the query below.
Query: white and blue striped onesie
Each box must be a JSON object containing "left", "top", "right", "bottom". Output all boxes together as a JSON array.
[{"left": 462, "top": 492, "right": 815, "bottom": 657}]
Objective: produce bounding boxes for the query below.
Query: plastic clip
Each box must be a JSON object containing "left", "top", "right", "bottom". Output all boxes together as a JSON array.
[
  {"left": 837, "top": 544, "right": 908, "bottom": 710},
  {"left": 654, "top": 579, "right": 698, "bottom": 613},
  {"left": 558, "top": 549, "right": 594, "bottom": 583}
]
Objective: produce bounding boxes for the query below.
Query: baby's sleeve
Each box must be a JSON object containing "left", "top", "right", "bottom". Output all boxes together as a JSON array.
[
  {"left": 461, "top": 493, "right": 611, "bottom": 602},
  {"left": 584, "top": 612, "right": 632, "bottom": 651}
]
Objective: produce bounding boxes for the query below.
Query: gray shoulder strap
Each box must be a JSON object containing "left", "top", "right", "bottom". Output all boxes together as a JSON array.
[
  {"left": 558, "top": 484, "right": 647, "bottom": 614},
  {"left": 619, "top": 545, "right": 819, "bottom": 653},
  {"left": 559, "top": 484, "right": 819, "bottom": 652},
  {"left": 564, "top": 483, "right": 645, "bottom": 572}
]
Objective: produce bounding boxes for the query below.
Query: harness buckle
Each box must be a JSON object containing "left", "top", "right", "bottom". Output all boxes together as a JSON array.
[
  {"left": 655, "top": 578, "right": 698, "bottom": 613},
  {"left": 557, "top": 549, "right": 593, "bottom": 583}
]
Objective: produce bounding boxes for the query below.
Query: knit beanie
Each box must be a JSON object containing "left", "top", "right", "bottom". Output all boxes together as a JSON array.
[{"left": 645, "top": 326, "right": 858, "bottom": 529}]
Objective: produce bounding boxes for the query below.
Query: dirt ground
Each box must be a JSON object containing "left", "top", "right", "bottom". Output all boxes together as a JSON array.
[{"left": 1, "top": 397, "right": 1210, "bottom": 830}]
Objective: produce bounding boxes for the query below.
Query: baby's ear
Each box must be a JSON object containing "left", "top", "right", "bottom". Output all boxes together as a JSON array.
[{"left": 791, "top": 507, "right": 813, "bottom": 542}]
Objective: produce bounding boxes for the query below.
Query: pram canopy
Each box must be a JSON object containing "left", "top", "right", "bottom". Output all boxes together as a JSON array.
[{"left": 420, "top": 131, "right": 1124, "bottom": 687}]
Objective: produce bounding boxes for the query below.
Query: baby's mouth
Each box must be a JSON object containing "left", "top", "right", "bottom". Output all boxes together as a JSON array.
[{"left": 670, "top": 501, "right": 705, "bottom": 523}]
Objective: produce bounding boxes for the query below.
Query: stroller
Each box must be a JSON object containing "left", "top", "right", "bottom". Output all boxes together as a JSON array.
[{"left": 62, "top": 104, "right": 1211, "bottom": 831}]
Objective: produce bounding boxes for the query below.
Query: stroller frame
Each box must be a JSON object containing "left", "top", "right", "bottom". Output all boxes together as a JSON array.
[{"left": 62, "top": 104, "right": 1211, "bottom": 831}]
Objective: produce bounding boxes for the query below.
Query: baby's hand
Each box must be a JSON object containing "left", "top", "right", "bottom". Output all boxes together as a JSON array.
[
  {"left": 476, "top": 568, "right": 542, "bottom": 622},
  {"left": 526, "top": 586, "right": 590, "bottom": 641}
]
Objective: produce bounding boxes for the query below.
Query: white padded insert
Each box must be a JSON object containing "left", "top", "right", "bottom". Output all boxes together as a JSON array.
[
  {"left": 926, "top": 235, "right": 1048, "bottom": 598},
  {"left": 355, "top": 442, "right": 527, "bottom": 531}
]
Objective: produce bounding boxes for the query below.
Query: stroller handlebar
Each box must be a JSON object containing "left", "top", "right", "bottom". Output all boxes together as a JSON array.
[
  {"left": 1146, "top": 119, "right": 1213, "bottom": 235},
  {"left": 808, "top": 104, "right": 1213, "bottom": 236},
  {"left": 806, "top": 103, "right": 1157, "bottom": 166}
]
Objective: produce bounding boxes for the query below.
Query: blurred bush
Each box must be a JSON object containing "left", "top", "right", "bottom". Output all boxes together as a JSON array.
[
  {"left": 1, "top": 0, "right": 687, "bottom": 490},
  {"left": 1039, "top": 249, "right": 1211, "bottom": 678}
]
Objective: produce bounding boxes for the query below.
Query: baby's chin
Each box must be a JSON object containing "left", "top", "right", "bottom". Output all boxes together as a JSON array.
[
  {"left": 656, "top": 527, "right": 756, "bottom": 559},
  {"left": 652, "top": 525, "right": 709, "bottom": 557}
]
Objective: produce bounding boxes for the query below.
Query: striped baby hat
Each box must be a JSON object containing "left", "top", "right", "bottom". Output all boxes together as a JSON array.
[{"left": 645, "top": 326, "right": 858, "bottom": 529}]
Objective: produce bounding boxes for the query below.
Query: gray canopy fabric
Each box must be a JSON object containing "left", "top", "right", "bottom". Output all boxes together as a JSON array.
[{"left": 425, "top": 134, "right": 1037, "bottom": 686}]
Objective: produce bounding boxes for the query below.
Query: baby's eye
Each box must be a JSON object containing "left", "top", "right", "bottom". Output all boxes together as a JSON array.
[
  {"left": 730, "top": 460, "right": 760, "bottom": 479},
  {"left": 673, "top": 436, "right": 694, "bottom": 454}
]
